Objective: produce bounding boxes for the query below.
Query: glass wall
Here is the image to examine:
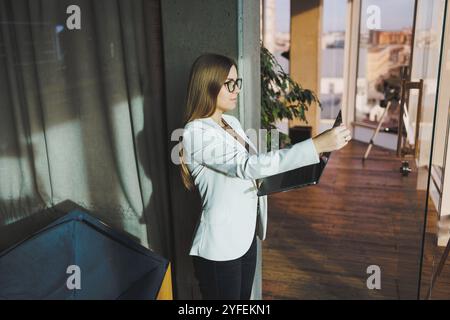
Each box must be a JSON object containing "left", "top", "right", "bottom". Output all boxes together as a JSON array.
[
  {"left": 354, "top": 0, "right": 415, "bottom": 130},
  {"left": 261, "top": 0, "right": 450, "bottom": 300},
  {"left": 416, "top": 0, "right": 450, "bottom": 299},
  {"left": 261, "top": 0, "right": 291, "bottom": 134},
  {"left": 410, "top": 0, "right": 448, "bottom": 168},
  {"left": 262, "top": 0, "right": 290, "bottom": 72},
  {"left": 319, "top": 0, "right": 347, "bottom": 121}
]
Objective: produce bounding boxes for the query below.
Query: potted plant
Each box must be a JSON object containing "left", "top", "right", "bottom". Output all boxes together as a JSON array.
[{"left": 260, "top": 44, "right": 321, "bottom": 150}]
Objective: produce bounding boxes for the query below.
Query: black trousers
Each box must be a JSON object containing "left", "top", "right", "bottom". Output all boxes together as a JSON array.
[{"left": 192, "top": 234, "right": 257, "bottom": 300}]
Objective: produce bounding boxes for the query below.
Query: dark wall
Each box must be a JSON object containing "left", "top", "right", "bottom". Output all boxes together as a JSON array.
[{"left": 160, "top": 0, "right": 240, "bottom": 299}]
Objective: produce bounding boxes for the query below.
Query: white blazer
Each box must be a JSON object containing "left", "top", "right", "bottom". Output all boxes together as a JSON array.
[{"left": 182, "top": 114, "right": 320, "bottom": 261}]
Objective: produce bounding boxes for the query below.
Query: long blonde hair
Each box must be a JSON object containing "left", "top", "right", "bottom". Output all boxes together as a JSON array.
[{"left": 179, "top": 53, "right": 238, "bottom": 190}]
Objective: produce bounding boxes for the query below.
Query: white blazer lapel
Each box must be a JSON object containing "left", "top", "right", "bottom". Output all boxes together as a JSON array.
[
  {"left": 222, "top": 115, "right": 259, "bottom": 155},
  {"left": 203, "top": 117, "right": 254, "bottom": 154},
  {"left": 235, "top": 126, "right": 258, "bottom": 155}
]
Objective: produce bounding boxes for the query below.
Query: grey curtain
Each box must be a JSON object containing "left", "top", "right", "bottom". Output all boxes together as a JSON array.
[{"left": 0, "top": 0, "right": 179, "bottom": 296}]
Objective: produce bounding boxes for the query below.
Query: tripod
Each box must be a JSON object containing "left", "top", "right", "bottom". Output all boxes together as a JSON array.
[
  {"left": 362, "top": 99, "right": 398, "bottom": 162},
  {"left": 361, "top": 90, "right": 415, "bottom": 176},
  {"left": 362, "top": 66, "right": 423, "bottom": 176},
  {"left": 362, "top": 78, "right": 402, "bottom": 162}
]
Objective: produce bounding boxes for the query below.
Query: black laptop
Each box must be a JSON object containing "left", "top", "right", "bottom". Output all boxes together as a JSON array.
[{"left": 257, "top": 110, "right": 342, "bottom": 196}]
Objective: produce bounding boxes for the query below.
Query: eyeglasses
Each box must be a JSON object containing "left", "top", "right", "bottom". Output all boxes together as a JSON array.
[{"left": 223, "top": 78, "right": 242, "bottom": 93}]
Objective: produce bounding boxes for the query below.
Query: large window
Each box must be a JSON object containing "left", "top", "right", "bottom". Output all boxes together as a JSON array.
[
  {"left": 414, "top": 0, "right": 449, "bottom": 299},
  {"left": 354, "top": 0, "right": 416, "bottom": 129},
  {"left": 261, "top": 0, "right": 290, "bottom": 72},
  {"left": 319, "top": 0, "right": 348, "bottom": 121}
]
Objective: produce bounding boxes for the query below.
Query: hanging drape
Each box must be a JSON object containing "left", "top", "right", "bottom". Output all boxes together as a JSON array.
[{"left": 0, "top": 0, "right": 181, "bottom": 296}]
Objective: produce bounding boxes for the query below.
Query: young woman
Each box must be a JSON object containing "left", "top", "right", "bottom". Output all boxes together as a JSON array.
[{"left": 179, "top": 53, "right": 351, "bottom": 300}]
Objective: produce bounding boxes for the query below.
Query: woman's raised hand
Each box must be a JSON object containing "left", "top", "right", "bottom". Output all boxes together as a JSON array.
[{"left": 312, "top": 124, "right": 352, "bottom": 154}]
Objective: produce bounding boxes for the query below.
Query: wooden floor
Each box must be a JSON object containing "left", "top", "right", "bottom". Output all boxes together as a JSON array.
[{"left": 262, "top": 140, "right": 450, "bottom": 299}]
